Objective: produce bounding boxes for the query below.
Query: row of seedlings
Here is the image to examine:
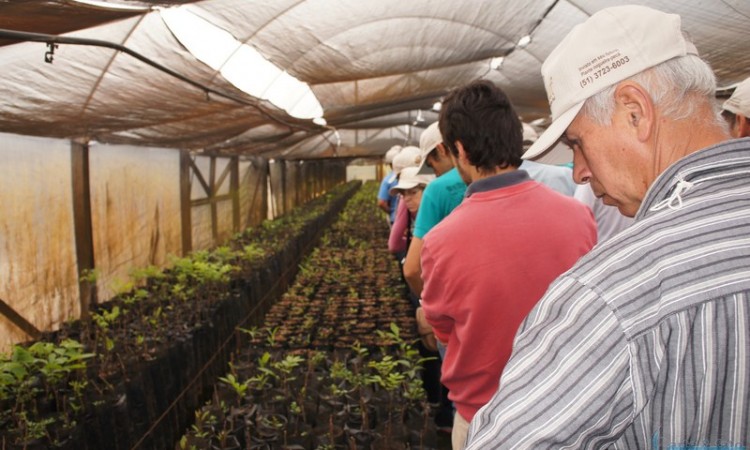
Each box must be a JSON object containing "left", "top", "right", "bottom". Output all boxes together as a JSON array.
[{"left": 178, "top": 182, "right": 438, "bottom": 450}]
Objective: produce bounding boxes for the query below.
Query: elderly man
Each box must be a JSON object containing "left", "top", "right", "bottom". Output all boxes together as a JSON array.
[{"left": 466, "top": 5, "right": 748, "bottom": 449}]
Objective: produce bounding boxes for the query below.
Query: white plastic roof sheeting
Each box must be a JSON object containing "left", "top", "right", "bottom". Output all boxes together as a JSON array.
[{"left": 0, "top": 0, "right": 748, "bottom": 160}]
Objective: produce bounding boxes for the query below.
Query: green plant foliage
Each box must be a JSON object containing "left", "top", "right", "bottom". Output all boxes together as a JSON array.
[
  {"left": 0, "top": 339, "right": 93, "bottom": 443},
  {"left": 241, "top": 243, "right": 266, "bottom": 261},
  {"left": 0, "top": 181, "right": 362, "bottom": 447}
]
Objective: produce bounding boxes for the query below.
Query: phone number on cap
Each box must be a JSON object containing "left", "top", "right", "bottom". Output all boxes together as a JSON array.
[{"left": 579, "top": 56, "right": 631, "bottom": 88}]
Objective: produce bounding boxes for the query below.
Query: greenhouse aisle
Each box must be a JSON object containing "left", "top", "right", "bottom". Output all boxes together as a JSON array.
[{"left": 178, "top": 181, "right": 452, "bottom": 449}]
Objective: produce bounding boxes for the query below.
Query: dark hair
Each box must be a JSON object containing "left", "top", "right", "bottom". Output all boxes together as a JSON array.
[{"left": 438, "top": 80, "right": 523, "bottom": 171}]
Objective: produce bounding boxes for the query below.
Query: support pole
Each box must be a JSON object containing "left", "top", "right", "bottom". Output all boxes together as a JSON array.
[
  {"left": 71, "top": 141, "right": 97, "bottom": 316},
  {"left": 231, "top": 156, "right": 240, "bottom": 232},
  {"left": 179, "top": 150, "right": 192, "bottom": 255}
]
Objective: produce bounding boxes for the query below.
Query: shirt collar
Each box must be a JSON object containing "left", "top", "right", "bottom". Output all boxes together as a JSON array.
[{"left": 465, "top": 170, "right": 530, "bottom": 197}]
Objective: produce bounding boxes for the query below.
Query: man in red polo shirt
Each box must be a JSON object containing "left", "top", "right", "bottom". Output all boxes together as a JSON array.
[{"left": 420, "top": 80, "right": 597, "bottom": 449}]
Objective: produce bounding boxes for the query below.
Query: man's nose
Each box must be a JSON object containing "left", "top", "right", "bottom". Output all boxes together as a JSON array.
[{"left": 572, "top": 153, "right": 592, "bottom": 185}]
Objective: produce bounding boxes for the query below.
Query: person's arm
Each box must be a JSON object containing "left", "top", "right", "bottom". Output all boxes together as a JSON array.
[
  {"left": 377, "top": 175, "right": 393, "bottom": 214},
  {"left": 403, "top": 236, "right": 424, "bottom": 295},
  {"left": 377, "top": 199, "right": 390, "bottom": 214},
  {"left": 465, "top": 277, "right": 634, "bottom": 449},
  {"left": 418, "top": 235, "right": 454, "bottom": 345},
  {"left": 404, "top": 183, "right": 442, "bottom": 296},
  {"left": 388, "top": 200, "right": 409, "bottom": 254},
  {"left": 415, "top": 306, "right": 438, "bottom": 351}
]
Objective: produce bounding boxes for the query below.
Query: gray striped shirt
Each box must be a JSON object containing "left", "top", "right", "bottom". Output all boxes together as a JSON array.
[{"left": 466, "top": 138, "right": 750, "bottom": 449}]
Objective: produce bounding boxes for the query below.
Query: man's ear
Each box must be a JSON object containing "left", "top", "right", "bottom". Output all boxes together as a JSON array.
[
  {"left": 738, "top": 114, "right": 750, "bottom": 138},
  {"left": 436, "top": 142, "right": 449, "bottom": 157},
  {"left": 615, "top": 81, "right": 654, "bottom": 142},
  {"left": 455, "top": 141, "right": 468, "bottom": 163}
]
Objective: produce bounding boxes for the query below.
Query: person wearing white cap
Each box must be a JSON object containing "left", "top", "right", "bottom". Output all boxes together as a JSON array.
[
  {"left": 376, "top": 145, "right": 402, "bottom": 225},
  {"left": 402, "top": 121, "right": 467, "bottom": 434},
  {"left": 385, "top": 159, "right": 447, "bottom": 418},
  {"left": 391, "top": 145, "right": 422, "bottom": 179},
  {"left": 419, "top": 80, "right": 596, "bottom": 450},
  {"left": 387, "top": 166, "right": 434, "bottom": 256},
  {"left": 387, "top": 147, "right": 423, "bottom": 258},
  {"left": 467, "top": 5, "right": 747, "bottom": 449},
  {"left": 388, "top": 147, "right": 454, "bottom": 433},
  {"left": 402, "top": 122, "right": 466, "bottom": 296},
  {"left": 722, "top": 77, "right": 750, "bottom": 138}
]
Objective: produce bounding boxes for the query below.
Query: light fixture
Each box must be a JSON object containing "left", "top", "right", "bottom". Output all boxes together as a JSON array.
[
  {"left": 161, "top": 6, "right": 324, "bottom": 120},
  {"left": 517, "top": 35, "right": 532, "bottom": 48},
  {"left": 415, "top": 110, "right": 425, "bottom": 123},
  {"left": 432, "top": 101, "right": 442, "bottom": 111},
  {"left": 490, "top": 57, "right": 504, "bottom": 70},
  {"left": 71, "top": 0, "right": 149, "bottom": 11}
]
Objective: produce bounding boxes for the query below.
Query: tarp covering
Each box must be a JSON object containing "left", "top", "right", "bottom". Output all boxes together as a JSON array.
[
  {"left": 0, "top": 0, "right": 748, "bottom": 159},
  {"left": 0, "top": 132, "right": 278, "bottom": 351},
  {"left": 0, "top": 134, "right": 78, "bottom": 348}
]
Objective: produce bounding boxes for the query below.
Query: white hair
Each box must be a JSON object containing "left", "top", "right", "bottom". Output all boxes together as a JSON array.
[{"left": 580, "top": 54, "right": 724, "bottom": 128}]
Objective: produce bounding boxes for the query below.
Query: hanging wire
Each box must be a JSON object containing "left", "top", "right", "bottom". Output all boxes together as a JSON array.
[{"left": 0, "top": 28, "right": 318, "bottom": 133}]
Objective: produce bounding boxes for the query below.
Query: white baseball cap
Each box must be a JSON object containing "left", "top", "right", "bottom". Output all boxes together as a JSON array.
[
  {"left": 523, "top": 5, "right": 698, "bottom": 162},
  {"left": 416, "top": 122, "right": 442, "bottom": 175},
  {"left": 392, "top": 145, "right": 422, "bottom": 175},
  {"left": 723, "top": 77, "right": 750, "bottom": 118},
  {"left": 384, "top": 145, "right": 402, "bottom": 164},
  {"left": 389, "top": 166, "right": 435, "bottom": 196}
]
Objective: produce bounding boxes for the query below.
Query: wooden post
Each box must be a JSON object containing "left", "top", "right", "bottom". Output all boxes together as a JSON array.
[
  {"left": 71, "top": 141, "right": 97, "bottom": 316},
  {"left": 179, "top": 150, "right": 192, "bottom": 255},
  {"left": 231, "top": 156, "right": 240, "bottom": 232},
  {"left": 209, "top": 156, "right": 218, "bottom": 242},
  {"left": 281, "top": 160, "right": 289, "bottom": 214},
  {"left": 260, "top": 158, "right": 269, "bottom": 223}
]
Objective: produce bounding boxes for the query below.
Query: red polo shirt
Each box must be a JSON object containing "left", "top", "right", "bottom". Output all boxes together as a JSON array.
[{"left": 421, "top": 171, "right": 597, "bottom": 421}]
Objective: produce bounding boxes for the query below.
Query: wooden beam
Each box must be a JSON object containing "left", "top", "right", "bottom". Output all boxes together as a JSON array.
[
  {"left": 190, "top": 193, "right": 233, "bottom": 207},
  {"left": 0, "top": 297, "right": 41, "bottom": 341},
  {"left": 215, "top": 158, "right": 232, "bottom": 193},
  {"left": 210, "top": 156, "right": 218, "bottom": 242},
  {"left": 71, "top": 141, "right": 97, "bottom": 316},
  {"left": 188, "top": 157, "right": 211, "bottom": 196},
  {"left": 179, "top": 150, "right": 192, "bottom": 255},
  {"left": 230, "top": 156, "right": 240, "bottom": 232}
]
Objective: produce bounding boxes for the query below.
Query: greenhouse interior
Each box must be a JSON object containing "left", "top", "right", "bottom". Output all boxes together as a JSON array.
[{"left": 1, "top": 1, "right": 749, "bottom": 449}]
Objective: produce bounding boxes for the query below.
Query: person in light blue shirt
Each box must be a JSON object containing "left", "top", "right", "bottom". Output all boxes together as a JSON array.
[
  {"left": 519, "top": 160, "right": 575, "bottom": 196},
  {"left": 377, "top": 145, "right": 402, "bottom": 224},
  {"left": 519, "top": 123, "right": 577, "bottom": 196}
]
